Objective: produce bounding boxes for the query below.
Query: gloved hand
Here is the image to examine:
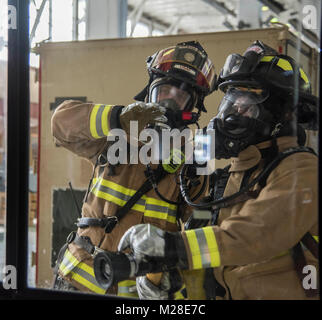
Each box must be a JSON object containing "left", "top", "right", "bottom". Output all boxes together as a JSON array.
[
  {"left": 136, "top": 270, "right": 183, "bottom": 300},
  {"left": 117, "top": 224, "right": 188, "bottom": 275},
  {"left": 119, "top": 102, "right": 167, "bottom": 135}
]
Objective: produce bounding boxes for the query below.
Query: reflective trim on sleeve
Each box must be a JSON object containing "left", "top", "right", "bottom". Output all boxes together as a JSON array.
[
  {"left": 58, "top": 248, "right": 106, "bottom": 295},
  {"left": 117, "top": 280, "right": 139, "bottom": 298},
  {"left": 185, "top": 227, "right": 220, "bottom": 270},
  {"left": 90, "top": 104, "right": 112, "bottom": 139},
  {"left": 91, "top": 177, "right": 177, "bottom": 225}
]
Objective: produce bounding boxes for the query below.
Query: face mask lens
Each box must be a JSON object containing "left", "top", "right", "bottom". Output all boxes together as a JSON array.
[
  {"left": 216, "top": 87, "right": 268, "bottom": 121},
  {"left": 150, "top": 84, "right": 191, "bottom": 110}
]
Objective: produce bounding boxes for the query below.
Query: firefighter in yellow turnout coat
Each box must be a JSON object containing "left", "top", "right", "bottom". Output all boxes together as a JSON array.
[
  {"left": 51, "top": 41, "right": 217, "bottom": 298},
  {"left": 117, "top": 41, "right": 319, "bottom": 300}
]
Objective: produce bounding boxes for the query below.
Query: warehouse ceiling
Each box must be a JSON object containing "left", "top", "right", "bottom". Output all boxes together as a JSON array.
[{"left": 127, "top": 0, "right": 320, "bottom": 47}]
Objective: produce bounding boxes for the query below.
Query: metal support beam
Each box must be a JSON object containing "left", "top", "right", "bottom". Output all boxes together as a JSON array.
[
  {"left": 72, "top": 0, "right": 79, "bottom": 41},
  {"left": 86, "top": 0, "right": 127, "bottom": 39},
  {"left": 237, "top": 0, "right": 261, "bottom": 29},
  {"left": 129, "top": 0, "right": 147, "bottom": 36},
  {"left": 258, "top": 0, "right": 284, "bottom": 14},
  {"left": 164, "top": 16, "right": 183, "bottom": 35},
  {"left": 48, "top": 0, "right": 52, "bottom": 40},
  {"left": 201, "top": 0, "right": 236, "bottom": 17},
  {"left": 30, "top": 0, "right": 48, "bottom": 44}
]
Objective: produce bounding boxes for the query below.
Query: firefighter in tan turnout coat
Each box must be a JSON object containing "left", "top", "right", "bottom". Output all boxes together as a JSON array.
[
  {"left": 117, "top": 41, "right": 319, "bottom": 300},
  {"left": 51, "top": 41, "right": 217, "bottom": 298}
]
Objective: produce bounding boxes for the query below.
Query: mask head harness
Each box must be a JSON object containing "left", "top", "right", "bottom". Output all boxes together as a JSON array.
[
  {"left": 134, "top": 41, "right": 217, "bottom": 114},
  {"left": 210, "top": 40, "right": 318, "bottom": 159}
]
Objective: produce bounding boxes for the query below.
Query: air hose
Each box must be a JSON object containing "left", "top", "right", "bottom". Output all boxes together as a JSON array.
[{"left": 179, "top": 146, "right": 315, "bottom": 209}]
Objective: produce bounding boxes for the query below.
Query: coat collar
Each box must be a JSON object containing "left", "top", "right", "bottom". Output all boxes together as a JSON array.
[{"left": 229, "top": 136, "right": 299, "bottom": 172}]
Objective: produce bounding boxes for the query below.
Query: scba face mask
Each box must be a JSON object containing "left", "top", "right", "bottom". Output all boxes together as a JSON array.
[
  {"left": 150, "top": 83, "right": 192, "bottom": 112},
  {"left": 208, "top": 87, "right": 273, "bottom": 159}
]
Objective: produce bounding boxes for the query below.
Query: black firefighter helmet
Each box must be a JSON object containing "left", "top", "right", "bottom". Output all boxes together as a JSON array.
[{"left": 209, "top": 40, "right": 318, "bottom": 159}]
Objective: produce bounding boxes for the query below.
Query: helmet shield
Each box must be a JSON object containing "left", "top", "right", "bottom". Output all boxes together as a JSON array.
[{"left": 220, "top": 54, "right": 254, "bottom": 79}]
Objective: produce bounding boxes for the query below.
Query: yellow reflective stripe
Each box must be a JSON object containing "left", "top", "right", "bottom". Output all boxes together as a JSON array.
[
  {"left": 185, "top": 230, "right": 202, "bottom": 269},
  {"left": 70, "top": 270, "right": 106, "bottom": 295},
  {"left": 185, "top": 227, "right": 220, "bottom": 270},
  {"left": 143, "top": 210, "right": 177, "bottom": 224},
  {"left": 261, "top": 56, "right": 293, "bottom": 71},
  {"left": 117, "top": 280, "right": 139, "bottom": 298},
  {"left": 203, "top": 226, "right": 221, "bottom": 267},
  {"left": 97, "top": 177, "right": 136, "bottom": 197},
  {"left": 77, "top": 261, "right": 96, "bottom": 277},
  {"left": 89, "top": 104, "right": 111, "bottom": 139},
  {"left": 101, "top": 105, "right": 111, "bottom": 136},
  {"left": 144, "top": 197, "right": 177, "bottom": 223},
  {"left": 300, "top": 68, "right": 309, "bottom": 84},
  {"left": 163, "top": 48, "right": 175, "bottom": 56},
  {"left": 58, "top": 249, "right": 106, "bottom": 294},
  {"left": 90, "top": 104, "right": 101, "bottom": 138},
  {"left": 91, "top": 177, "right": 177, "bottom": 224},
  {"left": 174, "top": 284, "right": 187, "bottom": 300},
  {"left": 145, "top": 195, "right": 177, "bottom": 211},
  {"left": 118, "top": 280, "right": 136, "bottom": 287},
  {"left": 59, "top": 249, "right": 80, "bottom": 276},
  {"left": 261, "top": 56, "right": 309, "bottom": 84},
  {"left": 313, "top": 236, "right": 319, "bottom": 242},
  {"left": 277, "top": 58, "right": 292, "bottom": 71},
  {"left": 260, "top": 55, "right": 274, "bottom": 63}
]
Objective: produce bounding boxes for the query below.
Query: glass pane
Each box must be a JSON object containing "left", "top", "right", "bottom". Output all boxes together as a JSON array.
[
  {"left": 27, "top": 0, "right": 319, "bottom": 301},
  {"left": 0, "top": 0, "right": 7, "bottom": 277}
]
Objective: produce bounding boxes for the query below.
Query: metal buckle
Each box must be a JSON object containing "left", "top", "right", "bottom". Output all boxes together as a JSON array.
[
  {"left": 66, "top": 231, "right": 76, "bottom": 244},
  {"left": 104, "top": 216, "right": 118, "bottom": 233},
  {"left": 92, "top": 246, "right": 105, "bottom": 258}
]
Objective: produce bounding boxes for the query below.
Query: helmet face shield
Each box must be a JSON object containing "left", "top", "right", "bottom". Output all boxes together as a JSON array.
[
  {"left": 150, "top": 83, "right": 192, "bottom": 111},
  {"left": 220, "top": 54, "right": 250, "bottom": 79}
]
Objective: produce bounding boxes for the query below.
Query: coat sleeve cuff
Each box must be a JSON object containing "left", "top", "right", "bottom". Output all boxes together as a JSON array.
[{"left": 181, "top": 226, "right": 221, "bottom": 270}]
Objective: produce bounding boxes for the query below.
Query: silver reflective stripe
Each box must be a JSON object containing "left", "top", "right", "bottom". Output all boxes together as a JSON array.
[
  {"left": 96, "top": 183, "right": 146, "bottom": 206},
  {"left": 194, "top": 228, "right": 212, "bottom": 268},
  {"left": 72, "top": 265, "right": 102, "bottom": 289},
  {"left": 95, "top": 104, "right": 106, "bottom": 137},
  {"left": 145, "top": 203, "right": 177, "bottom": 218},
  {"left": 92, "top": 178, "right": 177, "bottom": 223}
]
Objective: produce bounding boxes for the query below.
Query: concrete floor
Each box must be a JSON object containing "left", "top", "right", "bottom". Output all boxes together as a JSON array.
[{"left": 0, "top": 225, "right": 36, "bottom": 287}]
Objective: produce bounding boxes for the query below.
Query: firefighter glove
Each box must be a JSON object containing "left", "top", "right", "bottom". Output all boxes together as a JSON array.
[
  {"left": 118, "top": 224, "right": 188, "bottom": 274},
  {"left": 119, "top": 102, "right": 167, "bottom": 135}
]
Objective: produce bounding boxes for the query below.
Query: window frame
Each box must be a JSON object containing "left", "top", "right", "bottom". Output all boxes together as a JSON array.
[
  {"left": 0, "top": 0, "right": 321, "bottom": 301},
  {"left": 0, "top": 0, "right": 121, "bottom": 300}
]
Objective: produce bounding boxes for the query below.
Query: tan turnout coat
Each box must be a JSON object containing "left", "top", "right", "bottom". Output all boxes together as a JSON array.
[
  {"left": 181, "top": 136, "right": 319, "bottom": 300},
  {"left": 51, "top": 100, "right": 192, "bottom": 296}
]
